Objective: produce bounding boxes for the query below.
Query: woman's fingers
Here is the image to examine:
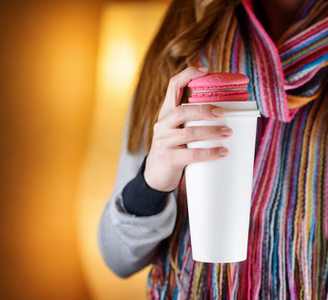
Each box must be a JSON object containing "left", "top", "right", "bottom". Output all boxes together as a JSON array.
[
  {"left": 167, "top": 126, "right": 233, "bottom": 147},
  {"left": 161, "top": 104, "right": 224, "bottom": 128},
  {"left": 153, "top": 125, "right": 232, "bottom": 149},
  {"left": 159, "top": 66, "right": 210, "bottom": 120},
  {"left": 144, "top": 146, "right": 229, "bottom": 191},
  {"left": 144, "top": 66, "right": 234, "bottom": 192},
  {"left": 163, "top": 147, "right": 229, "bottom": 169}
]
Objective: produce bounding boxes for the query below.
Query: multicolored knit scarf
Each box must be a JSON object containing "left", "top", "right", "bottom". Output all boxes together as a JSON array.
[{"left": 148, "top": 0, "right": 328, "bottom": 299}]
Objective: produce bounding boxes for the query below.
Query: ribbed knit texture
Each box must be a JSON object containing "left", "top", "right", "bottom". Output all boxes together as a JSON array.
[
  {"left": 147, "top": 0, "right": 328, "bottom": 299},
  {"left": 123, "top": 156, "right": 170, "bottom": 216}
]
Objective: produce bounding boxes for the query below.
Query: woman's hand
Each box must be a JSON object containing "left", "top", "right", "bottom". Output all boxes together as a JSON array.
[{"left": 143, "top": 66, "right": 233, "bottom": 192}]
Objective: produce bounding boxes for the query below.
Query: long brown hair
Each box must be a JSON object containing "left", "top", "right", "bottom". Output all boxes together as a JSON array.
[{"left": 128, "top": 0, "right": 233, "bottom": 153}]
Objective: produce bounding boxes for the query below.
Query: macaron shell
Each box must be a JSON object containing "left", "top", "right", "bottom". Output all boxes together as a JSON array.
[{"left": 187, "top": 72, "right": 249, "bottom": 90}]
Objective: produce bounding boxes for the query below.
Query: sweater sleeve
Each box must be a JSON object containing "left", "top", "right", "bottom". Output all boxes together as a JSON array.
[
  {"left": 97, "top": 105, "right": 177, "bottom": 278},
  {"left": 122, "top": 156, "right": 172, "bottom": 216}
]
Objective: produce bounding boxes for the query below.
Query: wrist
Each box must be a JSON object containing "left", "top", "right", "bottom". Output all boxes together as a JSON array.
[
  {"left": 122, "top": 156, "right": 171, "bottom": 216},
  {"left": 143, "top": 156, "right": 178, "bottom": 192}
]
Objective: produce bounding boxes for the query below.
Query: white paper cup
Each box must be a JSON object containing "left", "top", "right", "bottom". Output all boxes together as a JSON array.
[{"left": 183, "top": 101, "right": 260, "bottom": 263}]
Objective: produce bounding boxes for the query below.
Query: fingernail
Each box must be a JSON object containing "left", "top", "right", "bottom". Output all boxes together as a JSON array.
[
  {"left": 219, "top": 148, "right": 229, "bottom": 156},
  {"left": 198, "top": 66, "right": 210, "bottom": 73},
  {"left": 212, "top": 108, "right": 223, "bottom": 116},
  {"left": 221, "top": 127, "right": 232, "bottom": 136}
]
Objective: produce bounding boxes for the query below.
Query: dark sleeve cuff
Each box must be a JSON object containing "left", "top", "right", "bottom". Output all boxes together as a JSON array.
[{"left": 122, "top": 156, "right": 172, "bottom": 216}]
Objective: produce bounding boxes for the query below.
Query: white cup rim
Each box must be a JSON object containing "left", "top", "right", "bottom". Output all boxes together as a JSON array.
[{"left": 182, "top": 101, "right": 260, "bottom": 117}]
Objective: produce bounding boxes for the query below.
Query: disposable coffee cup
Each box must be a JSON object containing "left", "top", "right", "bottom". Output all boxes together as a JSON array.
[{"left": 183, "top": 101, "right": 260, "bottom": 263}]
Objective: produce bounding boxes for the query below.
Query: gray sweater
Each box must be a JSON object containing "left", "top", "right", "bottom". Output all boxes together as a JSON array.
[{"left": 97, "top": 110, "right": 177, "bottom": 278}]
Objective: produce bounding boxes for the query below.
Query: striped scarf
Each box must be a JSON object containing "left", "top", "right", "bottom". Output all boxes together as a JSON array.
[{"left": 148, "top": 0, "right": 328, "bottom": 299}]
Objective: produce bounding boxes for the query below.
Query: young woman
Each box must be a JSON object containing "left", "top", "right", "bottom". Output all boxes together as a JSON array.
[{"left": 98, "top": 0, "right": 328, "bottom": 298}]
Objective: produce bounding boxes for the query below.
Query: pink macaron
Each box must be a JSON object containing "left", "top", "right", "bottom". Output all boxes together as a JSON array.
[{"left": 187, "top": 72, "right": 250, "bottom": 103}]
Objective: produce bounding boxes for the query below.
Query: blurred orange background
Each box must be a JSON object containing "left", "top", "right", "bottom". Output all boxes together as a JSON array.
[{"left": 0, "top": 0, "right": 169, "bottom": 299}]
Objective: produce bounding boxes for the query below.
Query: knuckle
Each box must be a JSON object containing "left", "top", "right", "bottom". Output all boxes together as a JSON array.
[
  {"left": 169, "top": 76, "right": 178, "bottom": 89},
  {"left": 210, "top": 126, "right": 220, "bottom": 136},
  {"left": 154, "top": 137, "right": 165, "bottom": 152},
  {"left": 208, "top": 148, "right": 216, "bottom": 159},
  {"left": 188, "top": 149, "right": 199, "bottom": 162},
  {"left": 173, "top": 105, "right": 184, "bottom": 119},
  {"left": 153, "top": 122, "right": 160, "bottom": 134},
  {"left": 197, "top": 104, "right": 205, "bottom": 115},
  {"left": 182, "top": 127, "right": 194, "bottom": 140},
  {"left": 197, "top": 104, "right": 211, "bottom": 118}
]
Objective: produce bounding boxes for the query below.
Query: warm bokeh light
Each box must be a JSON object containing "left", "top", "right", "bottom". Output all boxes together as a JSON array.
[
  {"left": 76, "top": 2, "right": 169, "bottom": 299},
  {"left": 0, "top": 1, "right": 171, "bottom": 298},
  {"left": 99, "top": 29, "right": 137, "bottom": 97},
  {"left": 96, "top": 2, "right": 166, "bottom": 108},
  {"left": 0, "top": 1, "right": 103, "bottom": 299}
]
